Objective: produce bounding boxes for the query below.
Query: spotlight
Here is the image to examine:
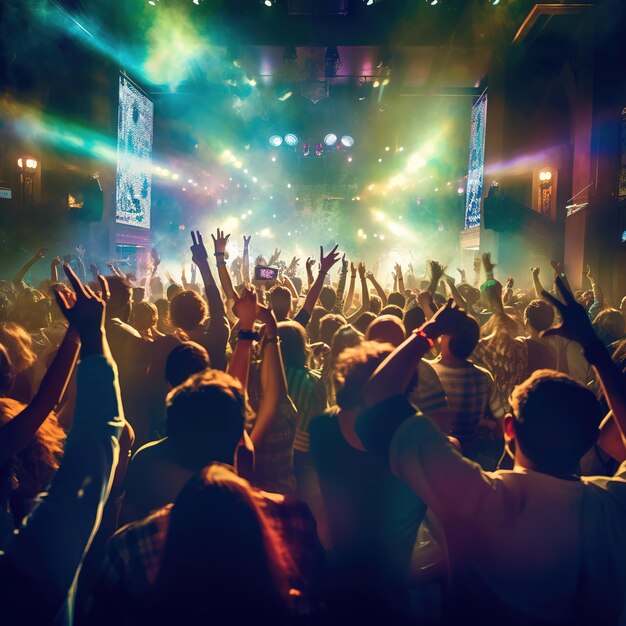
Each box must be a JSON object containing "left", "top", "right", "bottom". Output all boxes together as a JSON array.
[
  {"left": 427, "top": 0, "right": 439, "bottom": 4},
  {"left": 324, "top": 133, "right": 338, "bottom": 147},
  {"left": 284, "top": 133, "right": 298, "bottom": 147},
  {"left": 372, "top": 80, "right": 380, "bottom": 88},
  {"left": 490, "top": 0, "right": 500, "bottom": 4},
  {"left": 340, "top": 135, "right": 354, "bottom": 147},
  {"left": 382, "top": 78, "right": 390, "bottom": 86},
  {"left": 264, "top": 0, "right": 276, "bottom": 5},
  {"left": 269, "top": 135, "right": 283, "bottom": 147}
]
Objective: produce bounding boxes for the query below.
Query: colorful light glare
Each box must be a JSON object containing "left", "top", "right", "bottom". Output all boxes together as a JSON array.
[
  {"left": 269, "top": 135, "right": 283, "bottom": 147},
  {"left": 340, "top": 135, "right": 354, "bottom": 147},
  {"left": 324, "top": 133, "right": 338, "bottom": 146}
]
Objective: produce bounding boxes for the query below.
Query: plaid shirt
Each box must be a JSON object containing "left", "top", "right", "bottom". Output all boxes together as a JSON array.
[{"left": 92, "top": 471, "right": 325, "bottom": 618}]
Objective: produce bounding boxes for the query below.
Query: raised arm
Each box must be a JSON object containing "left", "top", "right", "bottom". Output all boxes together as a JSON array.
[
  {"left": 343, "top": 262, "right": 357, "bottom": 313},
  {"left": 305, "top": 257, "right": 315, "bottom": 291},
  {"left": 13, "top": 247, "right": 47, "bottom": 291},
  {"left": 293, "top": 245, "right": 341, "bottom": 327},
  {"left": 74, "top": 244, "right": 87, "bottom": 281},
  {"left": 250, "top": 304, "right": 289, "bottom": 447},
  {"left": 531, "top": 267, "right": 544, "bottom": 299},
  {"left": 190, "top": 230, "right": 230, "bottom": 371},
  {"left": 443, "top": 274, "right": 468, "bottom": 310},
  {"left": 227, "top": 286, "right": 257, "bottom": 393},
  {"left": 211, "top": 228, "right": 238, "bottom": 301},
  {"left": 51, "top": 256, "right": 62, "bottom": 284},
  {"left": 427, "top": 260, "right": 446, "bottom": 296},
  {"left": 585, "top": 265, "right": 604, "bottom": 320},
  {"left": 365, "top": 299, "right": 466, "bottom": 407},
  {"left": 331, "top": 255, "right": 349, "bottom": 314},
  {"left": 503, "top": 276, "right": 514, "bottom": 305},
  {"left": 395, "top": 263, "right": 405, "bottom": 295},
  {"left": 242, "top": 235, "right": 251, "bottom": 284},
  {"left": 542, "top": 277, "right": 626, "bottom": 457},
  {"left": 346, "top": 262, "right": 370, "bottom": 324},
  {"left": 367, "top": 271, "right": 388, "bottom": 306},
  {"left": 0, "top": 265, "right": 124, "bottom": 623},
  {"left": 0, "top": 323, "right": 80, "bottom": 467}
]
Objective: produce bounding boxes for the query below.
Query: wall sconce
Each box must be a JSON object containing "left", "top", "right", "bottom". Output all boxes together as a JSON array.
[
  {"left": 17, "top": 156, "right": 38, "bottom": 209},
  {"left": 538, "top": 169, "right": 553, "bottom": 215}
]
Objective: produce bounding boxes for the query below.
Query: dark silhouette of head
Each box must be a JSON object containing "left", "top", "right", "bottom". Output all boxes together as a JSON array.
[
  {"left": 334, "top": 341, "right": 394, "bottom": 412},
  {"left": 369, "top": 294, "right": 383, "bottom": 316},
  {"left": 366, "top": 315, "right": 406, "bottom": 347},
  {"left": 592, "top": 308, "right": 625, "bottom": 347},
  {"left": 319, "top": 286, "right": 337, "bottom": 312},
  {"left": 165, "top": 370, "right": 249, "bottom": 471},
  {"left": 169, "top": 290, "right": 208, "bottom": 333},
  {"left": 353, "top": 311, "right": 376, "bottom": 335},
  {"left": 165, "top": 341, "right": 211, "bottom": 387},
  {"left": 269, "top": 286, "right": 292, "bottom": 322},
  {"left": 442, "top": 315, "right": 480, "bottom": 359},
  {"left": 149, "top": 464, "right": 289, "bottom": 624},
  {"left": 387, "top": 291, "right": 406, "bottom": 310},
  {"left": 507, "top": 370, "right": 602, "bottom": 475},
  {"left": 277, "top": 321, "right": 308, "bottom": 370},
  {"left": 379, "top": 304, "right": 403, "bottom": 320},
  {"left": 404, "top": 306, "right": 426, "bottom": 335},
  {"left": 524, "top": 300, "right": 555, "bottom": 334},
  {"left": 320, "top": 313, "right": 346, "bottom": 347}
]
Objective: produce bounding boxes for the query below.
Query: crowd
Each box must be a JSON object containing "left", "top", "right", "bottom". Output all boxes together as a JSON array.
[{"left": 0, "top": 229, "right": 625, "bottom": 625}]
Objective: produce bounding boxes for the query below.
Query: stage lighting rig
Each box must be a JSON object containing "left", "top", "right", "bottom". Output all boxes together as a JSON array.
[
  {"left": 269, "top": 135, "right": 283, "bottom": 147},
  {"left": 340, "top": 135, "right": 354, "bottom": 147},
  {"left": 324, "top": 134, "right": 338, "bottom": 147},
  {"left": 284, "top": 133, "right": 299, "bottom": 147}
]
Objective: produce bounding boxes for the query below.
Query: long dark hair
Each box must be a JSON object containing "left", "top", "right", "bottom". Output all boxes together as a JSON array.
[{"left": 144, "top": 465, "right": 292, "bottom": 624}]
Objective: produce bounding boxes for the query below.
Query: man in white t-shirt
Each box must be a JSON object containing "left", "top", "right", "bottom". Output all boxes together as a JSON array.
[{"left": 358, "top": 291, "right": 626, "bottom": 625}]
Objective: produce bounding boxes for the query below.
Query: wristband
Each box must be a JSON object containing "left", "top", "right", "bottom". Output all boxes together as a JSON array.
[
  {"left": 238, "top": 330, "right": 260, "bottom": 342},
  {"left": 214, "top": 252, "right": 225, "bottom": 257},
  {"left": 412, "top": 330, "right": 435, "bottom": 349}
]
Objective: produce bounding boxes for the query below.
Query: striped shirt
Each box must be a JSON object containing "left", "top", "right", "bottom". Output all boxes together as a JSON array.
[
  {"left": 286, "top": 367, "right": 327, "bottom": 453},
  {"left": 428, "top": 359, "right": 504, "bottom": 442}
]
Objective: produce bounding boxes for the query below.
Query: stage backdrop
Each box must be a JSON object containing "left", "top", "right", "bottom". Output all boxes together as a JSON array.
[{"left": 115, "top": 74, "right": 153, "bottom": 229}]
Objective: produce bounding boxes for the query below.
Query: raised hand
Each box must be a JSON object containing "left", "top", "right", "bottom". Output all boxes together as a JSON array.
[
  {"left": 351, "top": 261, "right": 357, "bottom": 278},
  {"left": 531, "top": 267, "right": 540, "bottom": 279},
  {"left": 53, "top": 264, "right": 108, "bottom": 339},
  {"left": 288, "top": 256, "right": 300, "bottom": 271},
  {"left": 585, "top": 265, "right": 594, "bottom": 282},
  {"left": 35, "top": 247, "right": 48, "bottom": 260},
  {"left": 150, "top": 246, "right": 161, "bottom": 268},
  {"left": 550, "top": 259, "right": 563, "bottom": 275},
  {"left": 541, "top": 276, "right": 598, "bottom": 348},
  {"left": 457, "top": 267, "right": 466, "bottom": 281},
  {"left": 243, "top": 235, "right": 251, "bottom": 248},
  {"left": 482, "top": 252, "right": 496, "bottom": 273},
  {"left": 232, "top": 285, "right": 258, "bottom": 329},
  {"left": 506, "top": 276, "right": 514, "bottom": 289},
  {"left": 319, "top": 244, "right": 340, "bottom": 274},
  {"left": 52, "top": 256, "right": 62, "bottom": 267},
  {"left": 190, "top": 230, "right": 209, "bottom": 266},
  {"left": 358, "top": 261, "right": 366, "bottom": 280},
  {"left": 422, "top": 298, "right": 467, "bottom": 339},
  {"left": 268, "top": 247, "right": 281, "bottom": 266},
  {"left": 473, "top": 257, "right": 482, "bottom": 274},
  {"left": 74, "top": 244, "right": 86, "bottom": 259},
  {"left": 428, "top": 260, "right": 446, "bottom": 281},
  {"left": 211, "top": 229, "right": 230, "bottom": 257},
  {"left": 394, "top": 263, "right": 402, "bottom": 277}
]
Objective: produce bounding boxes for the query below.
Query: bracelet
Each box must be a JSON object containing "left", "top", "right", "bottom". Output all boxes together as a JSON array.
[
  {"left": 238, "top": 330, "right": 260, "bottom": 341},
  {"left": 214, "top": 252, "right": 225, "bottom": 257},
  {"left": 216, "top": 261, "right": 227, "bottom": 267},
  {"left": 413, "top": 330, "right": 435, "bottom": 349}
]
